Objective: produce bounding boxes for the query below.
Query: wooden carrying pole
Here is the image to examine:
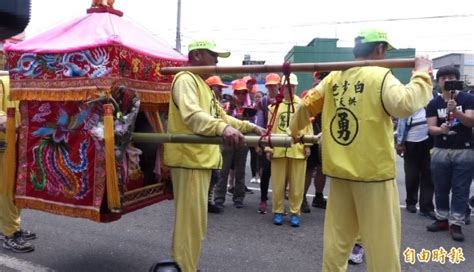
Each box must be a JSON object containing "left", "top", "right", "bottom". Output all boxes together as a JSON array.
[
  {"left": 160, "top": 58, "right": 415, "bottom": 75},
  {"left": 132, "top": 133, "right": 321, "bottom": 147}
]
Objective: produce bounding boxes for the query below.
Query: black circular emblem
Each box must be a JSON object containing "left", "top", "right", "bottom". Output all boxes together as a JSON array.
[
  {"left": 329, "top": 107, "right": 359, "bottom": 146},
  {"left": 277, "top": 112, "right": 290, "bottom": 131}
]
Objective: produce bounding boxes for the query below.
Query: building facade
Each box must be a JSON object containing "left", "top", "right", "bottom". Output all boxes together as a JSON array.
[
  {"left": 284, "top": 38, "right": 415, "bottom": 92},
  {"left": 433, "top": 53, "right": 474, "bottom": 87}
]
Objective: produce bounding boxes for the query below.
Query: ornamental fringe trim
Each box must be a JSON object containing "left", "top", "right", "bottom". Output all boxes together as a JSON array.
[
  {"left": 10, "top": 89, "right": 170, "bottom": 104},
  {"left": 14, "top": 198, "right": 101, "bottom": 222}
]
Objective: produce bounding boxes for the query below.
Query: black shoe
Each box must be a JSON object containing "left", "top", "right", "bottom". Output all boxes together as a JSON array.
[
  {"left": 226, "top": 187, "right": 234, "bottom": 196},
  {"left": 149, "top": 260, "right": 181, "bottom": 272},
  {"left": 301, "top": 198, "right": 311, "bottom": 213},
  {"left": 234, "top": 201, "right": 244, "bottom": 208},
  {"left": 0, "top": 229, "right": 36, "bottom": 241},
  {"left": 3, "top": 231, "right": 35, "bottom": 253},
  {"left": 418, "top": 211, "right": 436, "bottom": 220},
  {"left": 312, "top": 195, "right": 327, "bottom": 209},
  {"left": 208, "top": 202, "right": 223, "bottom": 214},
  {"left": 450, "top": 224, "right": 464, "bottom": 242},
  {"left": 245, "top": 186, "right": 254, "bottom": 194},
  {"left": 406, "top": 205, "right": 417, "bottom": 213},
  {"left": 214, "top": 202, "right": 224, "bottom": 210},
  {"left": 469, "top": 197, "right": 474, "bottom": 209},
  {"left": 426, "top": 220, "right": 449, "bottom": 232}
]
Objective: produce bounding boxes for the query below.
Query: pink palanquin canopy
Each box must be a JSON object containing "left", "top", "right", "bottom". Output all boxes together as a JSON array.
[
  {"left": 3, "top": 6, "right": 186, "bottom": 222},
  {"left": 5, "top": 7, "right": 187, "bottom": 103}
]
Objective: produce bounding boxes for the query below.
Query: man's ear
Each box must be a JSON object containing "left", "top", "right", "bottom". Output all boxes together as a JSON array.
[
  {"left": 189, "top": 50, "right": 201, "bottom": 63},
  {"left": 375, "top": 43, "right": 387, "bottom": 58}
]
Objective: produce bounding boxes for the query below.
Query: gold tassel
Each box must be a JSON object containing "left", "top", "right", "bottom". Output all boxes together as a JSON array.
[
  {"left": 0, "top": 108, "right": 17, "bottom": 197},
  {"left": 103, "top": 104, "right": 122, "bottom": 211}
]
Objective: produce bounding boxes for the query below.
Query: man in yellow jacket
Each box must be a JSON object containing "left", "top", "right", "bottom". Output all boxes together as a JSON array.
[
  {"left": 163, "top": 40, "right": 265, "bottom": 272},
  {"left": 0, "top": 74, "right": 36, "bottom": 253},
  {"left": 265, "top": 73, "right": 313, "bottom": 227},
  {"left": 288, "top": 30, "right": 433, "bottom": 271}
]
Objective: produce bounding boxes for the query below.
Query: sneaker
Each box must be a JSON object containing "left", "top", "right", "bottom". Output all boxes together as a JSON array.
[
  {"left": 256, "top": 177, "right": 261, "bottom": 184},
  {"left": 208, "top": 202, "right": 223, "bottom": 214},
  {"left": 250, "top": 177, "right": 257, "bottom": 183},
  {"left": 19, "top": 229, "right": 36, "bottom": 241},
  {"left": 3, "top": 231, "right": 35, "bottom": 253},
  {"left": 290, "top": 214, "right": 300, "bottom": 227},
  {"left": 227, "top": 187, "right": 234, "bottom": 196},
  {"left": 406, "top": 204, "right": 417, "bottom": 213},
  {"left": 258, "top": 201, "right": 268, "bottom": 214},
  {"left": 245, "top": 186, "right": 254, "bottom": 194},
  {"left": 449, "top": 224, "right": 464, "bottom": 242},
  {"left": 312, "top": 195, "right": 327, "bottom": 209},
  {"left": 426, "top": 220, "right": 449, "bottom": 232},
  {"left": 348, "top": 244, "right": 365, "bottom": 265},
  {"left": 418, "top": 211, "right": 437, "bottom": 220},
  {"left": 234, "top": 201, "right": 244, "bottom": 208},
  {"left": 0, "top": 229, "right": 36, "bottom": 241},
  {"left": 301, "top": 198, "right": 311, "bottom": 213},
  {"left": 273, "top": 213, "right": 284, "bottom": 225}
]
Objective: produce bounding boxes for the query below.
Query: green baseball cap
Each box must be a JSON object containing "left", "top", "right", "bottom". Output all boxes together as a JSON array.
[
  {"left": 188, "top": 40, "right": 231, "bottom": 58},
  {"left": 356, "top": 29, "right": 395, "bottom": 50}
]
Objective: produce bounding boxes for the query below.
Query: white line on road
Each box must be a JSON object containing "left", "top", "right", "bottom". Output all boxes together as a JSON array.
[{"left": 0, "top": 254, "right": 54, "bottom": 272}]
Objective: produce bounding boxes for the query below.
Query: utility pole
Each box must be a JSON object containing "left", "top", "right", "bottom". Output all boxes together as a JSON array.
[{"left": 175, "top": 0, "right": 181, "bottom": 53}]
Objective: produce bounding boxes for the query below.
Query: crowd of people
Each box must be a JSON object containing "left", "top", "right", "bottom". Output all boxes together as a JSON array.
[
  {"left": 161, "top": 29, "right": 473, "bottom": 271},
  {"left": 1, "top": 29, "right": 473, "bottom": 272}
]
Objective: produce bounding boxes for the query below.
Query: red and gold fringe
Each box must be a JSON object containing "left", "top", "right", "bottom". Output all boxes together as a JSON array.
[{"left": 15, "top": 198, "right": 101, "bottom": 222}]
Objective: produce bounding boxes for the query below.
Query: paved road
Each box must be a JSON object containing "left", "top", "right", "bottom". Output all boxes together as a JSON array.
[{"left": 1, "top": 157, "right": 473, "bottom": 271}]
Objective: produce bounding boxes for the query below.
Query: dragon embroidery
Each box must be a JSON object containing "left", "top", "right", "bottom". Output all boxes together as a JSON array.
[
  {"left": 11, "top": 48, "right": 112, "bottom": 78},
  {"left": 30, "top": 106, "right": 92, "bottom": 199}
]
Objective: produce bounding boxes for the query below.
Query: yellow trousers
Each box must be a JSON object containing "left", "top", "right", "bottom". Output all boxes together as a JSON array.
[
  {"left": 171, "top": 168, "right": 211, "bottom": 272},
  {"left": 0, "top": 151, "right": 21, "bottom": 236},
  {"left": 271, "top": 158, "right": 306, "bottom": 215},
  {"left": 323, "top": 178, "right": 401, "bottom": 272}
]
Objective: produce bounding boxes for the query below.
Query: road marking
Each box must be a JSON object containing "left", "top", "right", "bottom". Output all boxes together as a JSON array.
[{"left": 0, "top": 254, "right": 54, "bottom": 272}]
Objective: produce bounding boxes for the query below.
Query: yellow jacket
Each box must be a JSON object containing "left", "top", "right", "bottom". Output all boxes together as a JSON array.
[
  {"left": 0, "top": 75, "right": 17, "bottom": 151},
  {"left": 164, "top": 71, "right": 256, "bottom": 169},
  {"left": 289, "top": 68, "right": 432, "bottom": 182},
  {"left": 266, "top": 95, "right": 313, "bottom": 159}
]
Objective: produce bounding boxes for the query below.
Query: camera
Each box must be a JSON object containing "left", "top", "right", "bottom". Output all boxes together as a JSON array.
[
  {"left": 444, "top": 80, "right": 464, "bottom": 91},
  {"left": 222, "top": 94, "right": 233, "bottom": 102}
]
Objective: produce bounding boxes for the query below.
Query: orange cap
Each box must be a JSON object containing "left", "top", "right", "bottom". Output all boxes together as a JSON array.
[
  {"left": 232, "top": 79, "right": 248, "bottom": 91},
  {"left": 242, "top": 75, "right": 257, "bottom": 85},
  {"left": 265, "top": 73, "right": 280, "bottom": 86},
  {"left": 206, "top": 76, "right": 228, "bottom": 87}
]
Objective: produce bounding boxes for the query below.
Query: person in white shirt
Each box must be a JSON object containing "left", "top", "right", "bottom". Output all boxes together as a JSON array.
[{"left": 396, "top": 108, "right": 435, "bottom": 218}]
